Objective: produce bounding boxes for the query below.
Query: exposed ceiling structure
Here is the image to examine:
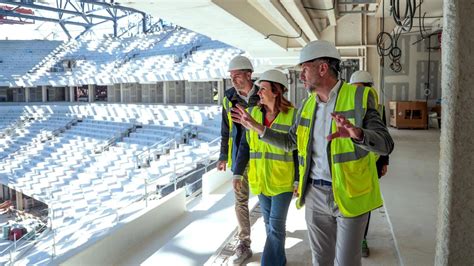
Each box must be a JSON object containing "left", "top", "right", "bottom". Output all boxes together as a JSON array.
[
  {"left": 0, "top": 0, "right": 156, "bottom": 39},
  {"left": 0, "top": 0, "right": 444, "bottom": 73},
  {"left": 119, "top": 0, "right": 443, "bottom": 71}
]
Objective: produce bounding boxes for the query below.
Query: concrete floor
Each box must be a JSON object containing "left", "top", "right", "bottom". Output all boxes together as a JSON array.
[
  {"left": 121, "top": 128, "right": 440, "bottom": 266},
  {"left": 379, "top": 128, "right": 440, "bottom": 266}
]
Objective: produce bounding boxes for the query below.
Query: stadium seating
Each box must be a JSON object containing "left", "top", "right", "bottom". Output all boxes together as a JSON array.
[
  {"left": 1, "top": 27, "right": 242, "bottom": 87},
  {"left": 0, "top": 103, "right": 221, "bottom": 263}
]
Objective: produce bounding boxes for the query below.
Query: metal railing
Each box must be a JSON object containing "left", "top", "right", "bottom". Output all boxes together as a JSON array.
[
  {"left": 133, "top": 125, "right": 197, "bottom": 169},
  {"left": 134, "top": 138, "right": 178, "bottom": 169},
  {"left": 0, "top": 221, "right": 49, "bottom": 266},
  {"left": 142, "top": 148, "right": 220, "bottom": 207}
]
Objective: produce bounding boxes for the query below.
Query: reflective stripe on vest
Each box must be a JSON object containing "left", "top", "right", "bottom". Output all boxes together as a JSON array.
[
  {"left": 247, "top": 107, "right": 296, "bottom": 196},
  {"left": 330, "top": 86, "right": 369, "bottom": 163},
  {"left": 250, "top": 152, "right": 294, "bottom": 162},
  {"left": 299, "top": 117, "right": 311, "bottom": 127},
  {"left": 295, "top": 95, "right": 315, "bottom": 209},
  {"left": 296, "top": 82, "right": 383, "bottom": 217}
]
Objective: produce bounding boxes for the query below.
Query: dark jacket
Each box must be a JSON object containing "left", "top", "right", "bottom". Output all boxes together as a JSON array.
[
  {"left": 219, "top": 85, "right": 260, "bottom": 172},
  {"left": 376, "top": 105, "right": 389, "bottom": 177}
]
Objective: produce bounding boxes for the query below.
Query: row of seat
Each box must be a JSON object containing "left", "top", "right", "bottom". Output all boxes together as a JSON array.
[
  {"left": 0, "top": 27, "right": 242, "bottom": 87},
  {"left": 0, "top": 105, "right": 222, "bottom": 262}
]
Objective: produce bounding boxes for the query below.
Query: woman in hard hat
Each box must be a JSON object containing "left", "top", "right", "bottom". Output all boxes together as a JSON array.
[
  {"left": 233, "top": 69, "right": 298, "bottom": 266},
  {"left": 350, "top": 70, "right": 390, "bottom": 258}
]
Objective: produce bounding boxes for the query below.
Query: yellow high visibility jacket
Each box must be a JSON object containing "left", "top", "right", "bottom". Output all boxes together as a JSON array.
[
  {"left": 247, "top": 107, "right": 296, "bottom": 196},
  {"left": 295, "top": 82, "right": 383, "bottom": 217},
  {"left": 222, "top": 97, "right": 234, "bottom": 167}
]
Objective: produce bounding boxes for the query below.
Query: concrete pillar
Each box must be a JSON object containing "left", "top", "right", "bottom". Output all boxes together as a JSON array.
[
  {"left": 88, "top": 84, "right": 95, "bottom": 103},
  {"left": 65, "top": 86, "right": 69, "bottom": 102},
  {"left": 217, "top": 80, "right": 224, "bottom": 105},
  {"left": 41, "top": 86, "right": 47, "bottom": 102},
  {"left": 69, "top": 86, "right": 75, "bottom": 102},
  {"left": 0, "top": 184, "right": 4, "bottom": 200},
  {"left": 287, "top": 70, "right": 297, "bottom": 105},
  {"left": 16, "top": 191, "right": 23, "bottom": 211},
  {"left": 25, "top": 87, "right": 30, "bottom": 103},
  {"left": 163, "top": 82, "right": 169, "bottom": 104},
  {"left": 435, "top": 1, "right": 474, "bottom": 265},
  {"left": 120, "top": 83, "right": 124, "bottom": 103}
]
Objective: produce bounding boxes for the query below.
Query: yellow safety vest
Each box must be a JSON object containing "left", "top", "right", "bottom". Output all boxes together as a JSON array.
[
  {"left": 295, "top": 82, "right": 383, "bottom": 217},
  {"left": 222, "top": 97, "right": 233, "bottom": 167},
  {"left": 247, "top": 107, "right": 296, "bottom": 196}
]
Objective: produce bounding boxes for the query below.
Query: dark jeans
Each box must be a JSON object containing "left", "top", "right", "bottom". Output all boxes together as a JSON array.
[
  {"left": 258, "top": 192, "right": 293, "bottom": 266},
  {"left": 364, "top": 211, "right": 371, "bottom": 239}
]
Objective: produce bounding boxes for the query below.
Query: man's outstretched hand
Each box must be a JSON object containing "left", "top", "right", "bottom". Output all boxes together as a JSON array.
[{"left": 327, "top": 113, "right": 363, "bottom": 141}]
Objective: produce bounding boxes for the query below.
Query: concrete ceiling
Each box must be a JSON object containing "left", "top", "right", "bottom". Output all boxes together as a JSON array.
[{"left": 119, "top": 0, "right": 443, "bottom": 72}]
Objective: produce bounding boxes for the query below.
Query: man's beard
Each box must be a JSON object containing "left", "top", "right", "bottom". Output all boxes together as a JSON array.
[
  {"left": 305, "top": 84, "right": 316, "bottom": 92},
  {"left": 234, "top": 83, "right": 247, "bottom": 93}
]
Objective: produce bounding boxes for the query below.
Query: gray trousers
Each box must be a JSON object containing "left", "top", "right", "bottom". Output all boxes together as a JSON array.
[{"left": 305, "top": 184, "right": 369, "bottom": 266}]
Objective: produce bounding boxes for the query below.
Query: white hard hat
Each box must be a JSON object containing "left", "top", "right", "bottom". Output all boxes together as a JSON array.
[
  {"left": 298, "top": 40, "right": 341, "bottom": 65},
  {"left": 228, "top": 55, "right": 254, "bottom": 71},
  {"left": 350, "top": 70, "right": 374, "bottom": 84},
  {"left": 256, "top": 69, "right": 288, "bottom": 91}
]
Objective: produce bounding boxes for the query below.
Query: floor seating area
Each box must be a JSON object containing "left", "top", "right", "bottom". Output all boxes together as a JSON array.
[{"left": 0, "top": 103, "right": 222, "bottom": 263}]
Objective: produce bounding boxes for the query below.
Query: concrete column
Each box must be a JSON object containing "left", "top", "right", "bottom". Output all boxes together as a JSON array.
[
  {"left": 435, "top": 1, "right": 474, "bottom": 265},
  {"left": 163, "top": 82, "right": 169, "bottom": 104},
  {"left": 41, "top": 86, "right": 47, "bottom": 102},
  {"left": 16, "top": 191, "right": 23, "bottom": 211},
  {"left": 287, "top": 70, "right": 297, "bottom": 105},
  {"left": 217, "top": 80, "right": 224, "bottom": 105},
  {"left": 0, "top": 184, "right": 4, "bottom": 200},
  {"left": 65, "top": 86, "right": 69, "bottom": 102},
  {"left": 25, "top": 87, "right": 30, "bottom": 103},
  {"left": 88, "top": 84, "right": 95, "bottom": 102},
  {"left": 120, "top": 83, "right": 124, "bottom": 103},
  {"left": 69, "top": 86, "right": 75, "bottom": 102}
]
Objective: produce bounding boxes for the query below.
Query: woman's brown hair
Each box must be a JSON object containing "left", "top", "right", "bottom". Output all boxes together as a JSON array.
[{"left": 259, "top": 82, "right": 294, "bottom": 113}]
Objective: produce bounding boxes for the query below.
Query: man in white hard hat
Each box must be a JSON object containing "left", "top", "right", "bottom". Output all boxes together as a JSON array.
[
  {"left": 231, "top": 40, "right": 394, "bottom": 266},
  {"left": 350, "top": 70, "right": 390, "bottom": 258},
  {"left": 218, "top": 55, "right": 259, "bottom": 264}
]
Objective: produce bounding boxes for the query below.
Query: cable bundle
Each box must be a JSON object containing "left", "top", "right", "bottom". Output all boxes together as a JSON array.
[{"left": 377, "top": 0, "right": 419, "bottom": 72}]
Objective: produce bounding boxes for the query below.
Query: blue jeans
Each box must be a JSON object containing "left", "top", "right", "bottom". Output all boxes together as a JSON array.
[{"left": 258, "top": 192, "right": 293, "bottom": 266}]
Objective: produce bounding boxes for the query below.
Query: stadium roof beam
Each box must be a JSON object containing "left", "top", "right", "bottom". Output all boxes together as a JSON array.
[
  {"left": 79, "top": 0, "right": 145, "bottom": 16},
  {"left": 280, "top": 0, "right": 320, "bottom": 41},
  {"left": 0, "top": 0, "right": 111, "bottom": 21},
  {"left": 0, "top": 0, "right": 148, "bottom": 39},
  {"left": 79, "top": 0, "right": 147, "bottom": 33},
  {"left": 0, "top": 9, "right": 90, "bottom": 27},
  {"left": 248, "top": 0, "right": 309, "bottom": 47}
]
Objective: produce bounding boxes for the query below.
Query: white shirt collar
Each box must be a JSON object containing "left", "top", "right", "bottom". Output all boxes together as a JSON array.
[
  {"left": 236, "top": 84, "right": 256, "bottom": 103},
  {"left": 315, "top": 80, "right": 342, "bottom": 103}
]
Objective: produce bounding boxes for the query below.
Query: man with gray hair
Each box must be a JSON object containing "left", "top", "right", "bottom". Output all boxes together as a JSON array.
[{"left": 218, "top": 55, "right": 259, "bottom": 264}]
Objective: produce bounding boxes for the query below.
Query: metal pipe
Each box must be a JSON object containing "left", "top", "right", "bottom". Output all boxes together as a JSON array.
[
  {"left": 338, "top": 1, "right": 376, "bottom": 4},
  {"left": 339, "top": 10, "right": 376, "bottom": 14}
]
